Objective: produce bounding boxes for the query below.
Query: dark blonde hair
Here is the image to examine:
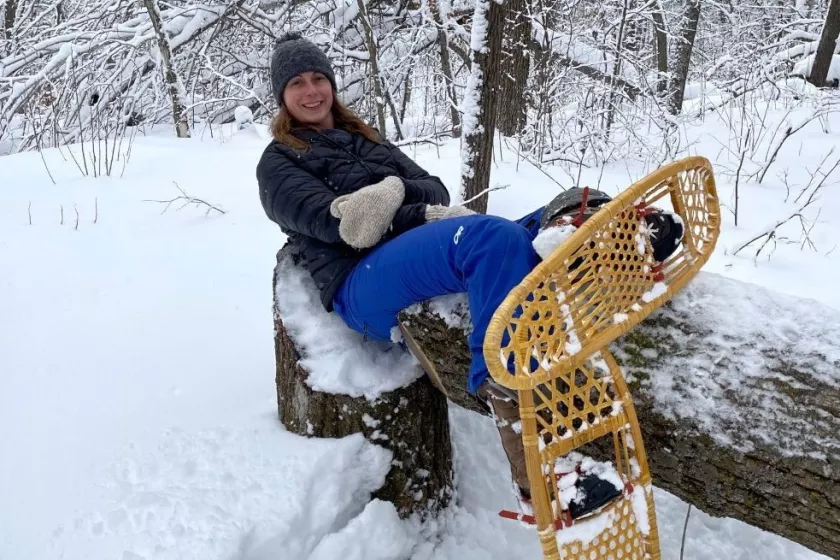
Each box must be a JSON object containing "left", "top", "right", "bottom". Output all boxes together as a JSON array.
[{"left": 270, "top": 95, "right": 381, "bottom": 150}]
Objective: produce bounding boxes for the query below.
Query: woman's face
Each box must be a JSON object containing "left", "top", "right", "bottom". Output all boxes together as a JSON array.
[{"left": 283, "top": 71, "right": 334, "bottom": 128}]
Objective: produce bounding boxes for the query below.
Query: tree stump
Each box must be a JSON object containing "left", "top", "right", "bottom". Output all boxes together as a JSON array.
[
  {"left": 399, "top": 272, "right": 840, "bottom": 559},
  {"left": 272, "top": 246, "right": 453, "bottom": 518}
]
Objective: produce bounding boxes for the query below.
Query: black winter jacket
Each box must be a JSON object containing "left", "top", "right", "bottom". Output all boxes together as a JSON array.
[{"left": 257, "top": 128, "right": 450, "bottom": 311}]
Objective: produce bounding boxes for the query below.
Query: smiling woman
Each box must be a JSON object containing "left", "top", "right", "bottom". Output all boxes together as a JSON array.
[
  {"left": 283, "top": 72, "right": 334, "bottom": 129},
  {"left": 267, "top": 33, "right": 381, "bottom": 151},
  {"left": 255, "top": 31, "right": 686, "bottom": 511}
]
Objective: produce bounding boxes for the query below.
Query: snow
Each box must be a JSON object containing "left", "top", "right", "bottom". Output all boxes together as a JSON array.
[
  {"left": 624, "top": 271, "right": 840, "bottom": 457},
  {"left": 0, "top": 107, "right": 835, "bottom": 560},
  {"left": 532, "top": 222, "right": 577, "bottom": 259},
  {"left": 641, "top": 281, "right": 668, "bottom": 303},
  {"left": 274, "top": 253, "right": 422, "bottom": 399},
  {"left": 403, "top": 293, "right": 473, "bottom": 333},
  {"left": 793, "top": 53, "right": 840, "bottom": 83},
  {"left": 234, "top": 105, "right": 254, "bottom": 128}
]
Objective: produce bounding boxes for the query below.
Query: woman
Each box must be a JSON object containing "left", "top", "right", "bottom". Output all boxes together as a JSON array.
[{"left": 257, "top": 33, "right": 683, "bottom": 503}]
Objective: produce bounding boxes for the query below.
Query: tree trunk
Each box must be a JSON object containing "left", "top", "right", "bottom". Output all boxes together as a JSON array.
[
  {"left": 356, "top": 0, "right": 388, "bottom": 137},
  {"left": 496, "top": 0, "right": 530, "bottom": 136},
  {"left": 273, "top": 247, "right": 453, "bottom": 517},
  {"left": 400, "top": 66, "right": 412, "bottom": 124},
  {"left": 429, "top": 0, "right": 461, "bottom": 136},
  {"left": 606, "top": 0, "right": 631, "bottom": 135},
  {"left": 143, "top": 0, "right": 191, "bottom": 138},
  {"left": 1, "top": 0, "right": 19, "bottom": 52},
  {"left": 651, "top": 0, "right": 669, "bottom": 95},
  {"left": 624, "top": 0, "right": 640, "bottom": 55},
  {"left": 398, "top": 272, "right": 840, "bottom": 559},
  {"left": 668, "top": 0, "right": 701, "bottom": 115},
  {"left": 807, "top": 0, "right": 840, "bottom": 87},
  {"left": 459, "top": 0, "right": 506, "bottom": 214}
]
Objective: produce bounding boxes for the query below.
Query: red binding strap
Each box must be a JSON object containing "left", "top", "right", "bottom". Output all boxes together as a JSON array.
[
  {"left": 570, "top": 186, "right": 591, "bottom": 227},
  {"left": 651, "top": 262, "right": 665, "bottom": 282},
  {"left": 634, "top": 199, "right": 656, "bottom": 218},
  {"left": 498, "top": 510, "right": 569, "bottom": 531}
]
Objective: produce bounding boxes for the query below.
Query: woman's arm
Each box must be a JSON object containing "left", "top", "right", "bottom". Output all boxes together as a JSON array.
[
  {"left": 386, "top": 142, "right": 451, "bottom": 206},
  {"left": 257, "top": 148, "right": 344, "bottom": 245}
]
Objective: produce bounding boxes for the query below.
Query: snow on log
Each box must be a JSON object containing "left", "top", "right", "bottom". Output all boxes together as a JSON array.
[
  {"left": 398, "top": 272, "right": 840, "bottom": 559},
  {"left": 272, "top": 246, "right": 453, "bottom": 517}
]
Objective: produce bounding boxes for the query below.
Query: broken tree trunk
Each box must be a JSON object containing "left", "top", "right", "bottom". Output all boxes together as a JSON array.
[
  {"left": 399, "top": 272, "right": 840, "bottom": 559},
  {"left": 272, "top": 247, "right": 453, "bottom": 518}
]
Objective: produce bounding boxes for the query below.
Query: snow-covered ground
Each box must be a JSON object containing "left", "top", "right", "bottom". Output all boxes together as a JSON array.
[{"left": 1, "top": 97, "right": 837, "bottom": 560}]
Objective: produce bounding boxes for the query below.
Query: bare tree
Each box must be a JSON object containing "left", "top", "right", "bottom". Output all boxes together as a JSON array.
[
  {"left": 428, "top": 0, "right": 461, "bottom": 136},
  {"left": 356, "top": 0, "right": 388, "bottom": 137},
  {"left": 0, "top": 0, "right": 19, "bottom": 57},
  {"left": 807, "top": 0, "right": 840, "bottom": 87},
  {"left": 460, "top": 0, "right": 506, "bottom": 214},
  {"left": 143, "top": 0, "right": 190, "bottom": 138},
  {"left": 2, "top": 0, "right": 18, "bottom": 38},
  {"left": 651, "top": 0, "right": 669, "bottom": 95},
  {"left": 668, "top": 0, "right": 702, "bottom": 115}
]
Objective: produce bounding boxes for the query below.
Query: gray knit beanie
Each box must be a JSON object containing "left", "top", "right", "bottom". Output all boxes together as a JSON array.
[{"left": 270, "top": 32, "right": 337, "bottom": 106}]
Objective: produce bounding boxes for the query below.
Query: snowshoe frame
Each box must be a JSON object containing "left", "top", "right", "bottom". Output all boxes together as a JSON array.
[{"left": 483, "top": 156, "right": 720, "bottom": 560}]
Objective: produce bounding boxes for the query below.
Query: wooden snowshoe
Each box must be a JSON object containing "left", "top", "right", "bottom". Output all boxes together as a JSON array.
[{"left": 483, "top": 156, "right": 720, "bottom": 559}]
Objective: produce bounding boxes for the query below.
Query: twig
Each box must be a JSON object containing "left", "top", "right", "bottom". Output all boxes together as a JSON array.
[
  {"left": 733, "top": 132, "right": 749, "bottom": 227},
  {"left": 28, "top": 202, "right": 32, "bottom": 225},
  {"left": 74, "top": 205, "right": 79, "bottom": 230},
  {"left": 503, "top": 138, "right": 574, "bottom": 187},
  {"left": 462, "top": 184, "right": 510, "bottom": 206},
  {"left": 94, "top": 198, "right": 98, "bottom": 224},
  {"left": 799, "top": 209, "right": 820, "bottom": 251},
  {"left": 143, "top": 182, "right": 226, "bottom": 217},
  {"left": 60, "top": 205, "right": 64, "bottom": 225},
  {"left": 757, "top": 110, "right": 831, "bottom": 184},
  {"left": 733, "top": 169, "right": 828, "bottom": 258},
  {"left": 795, "top": 152, "right": 840, "bottom": 203},
  {"left": 680, "top": 504, "right": 692, "bottom": 560},
  {"left": 38, "top": 142, "right": 56, "bottom": 185},
  {"left": 392, "top": 134, "right": 444, "bottom": 147}
]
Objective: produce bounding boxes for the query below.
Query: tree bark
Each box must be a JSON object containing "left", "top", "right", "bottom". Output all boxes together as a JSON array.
[
  {"left": 1, "top": 0, "right": 19, "bottom": 52},
  {"left": 651, "top": 0, "right": 669, "bottom": 96},
  {"left": 143, "top": 0, "right": 191, "bottom": 138},
  {"left": 356, "top": 0, "right": 388, "bottom": 137},
  {"left": 273, "top": 248, "right": 453, "bottom": 518},
  {"left": 606, "top": 0, "right": 631, "bottom": 134},
  {"left": 459, "top": 0, "right": 506, "bottom": 214},
  {"left": 496, "top": 0, "right": 530, "bottom": 136},
  {"left": 428, "top": 0, "right": 461, "bottom": 136},
  {"left": 807, "top": 0, "right": 840, "bottom": 87},
  {"left": 398, "top": 272, "right": 840, "bottom": 559},
  {"left": 668, "top": 0, "right": 701, "bottom": 115}
]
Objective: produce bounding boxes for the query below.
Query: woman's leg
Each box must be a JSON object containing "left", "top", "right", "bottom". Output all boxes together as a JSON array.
[
  {"left": 513, "top": 207, "right": 544, "bottom": 240},
  {"left": 333, "top": 212, "right": 540, "bottom": 393}
]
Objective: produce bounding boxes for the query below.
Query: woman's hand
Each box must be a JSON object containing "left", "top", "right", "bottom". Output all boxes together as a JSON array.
[
  {"left": 424, "top": 204, "right": 476, "bottom": 222},
  {"left": 330, "top": 176, "right": 405, "bottom": 249}
]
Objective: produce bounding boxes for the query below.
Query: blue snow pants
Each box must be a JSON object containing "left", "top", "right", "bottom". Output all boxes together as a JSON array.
[{"left": 333, "top": 207, "right": 544, "bottom": 394}]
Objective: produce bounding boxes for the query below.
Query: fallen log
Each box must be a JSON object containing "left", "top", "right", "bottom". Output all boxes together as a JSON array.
[
  {"left": 273, "top": 247, "right": 453, "bottom": 518},
  {"left": 399, "top": 272, "right": 840, "bottom": 559}
]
